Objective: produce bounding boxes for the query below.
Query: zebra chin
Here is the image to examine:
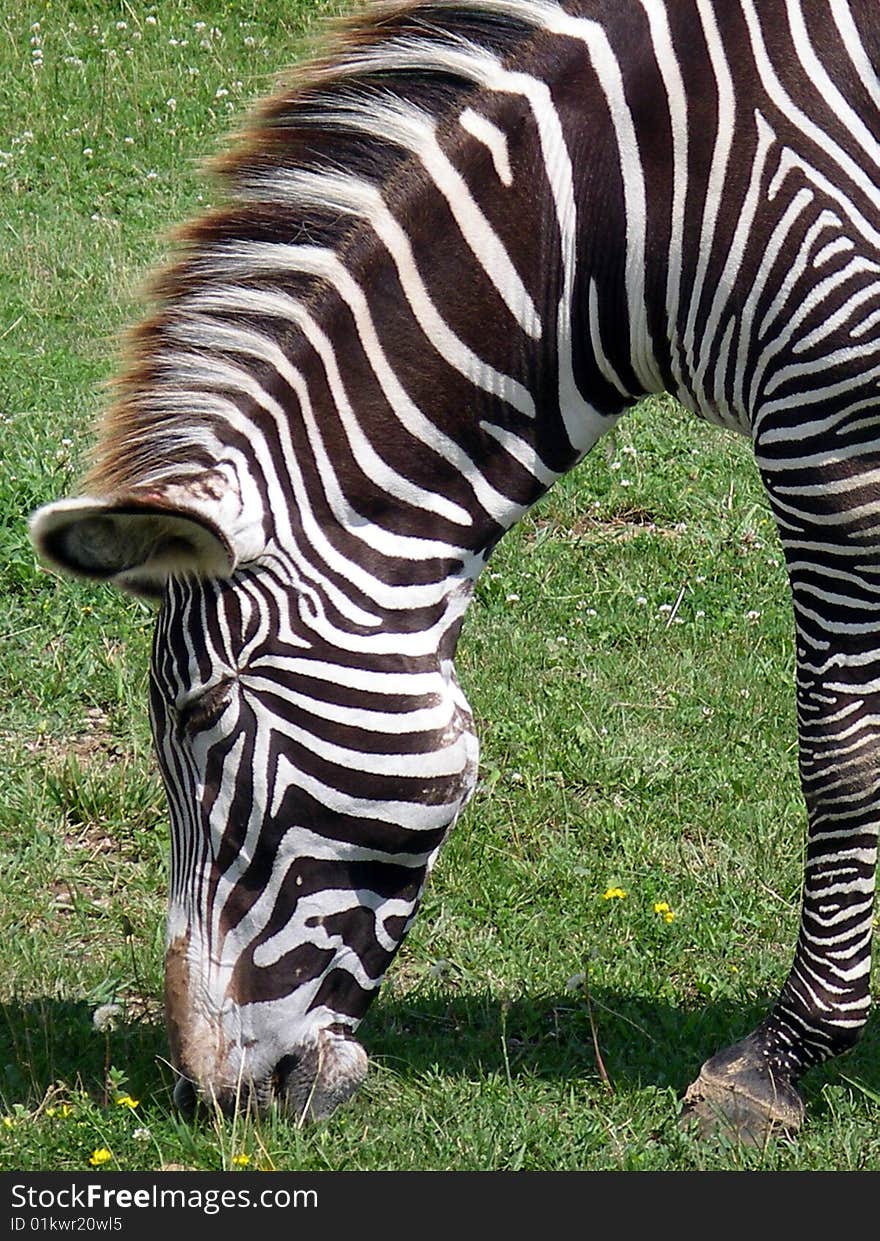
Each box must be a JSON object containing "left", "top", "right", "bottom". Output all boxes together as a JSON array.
[{"left": 170, "top": 1028, "right": 369, "bottom": 1123}]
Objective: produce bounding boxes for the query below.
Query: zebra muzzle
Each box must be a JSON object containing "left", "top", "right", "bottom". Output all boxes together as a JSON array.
[
  {"left": 170, "top": 1031, "right": 368, "bottom": 1122},
  {"left": 275, "top": 1031, "right": 370, "bottom": 1123}
]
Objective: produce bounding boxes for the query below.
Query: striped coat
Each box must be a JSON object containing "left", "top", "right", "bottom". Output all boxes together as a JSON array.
[{"left": 30, "top": 0, "right": 880, "bottom": 1138}]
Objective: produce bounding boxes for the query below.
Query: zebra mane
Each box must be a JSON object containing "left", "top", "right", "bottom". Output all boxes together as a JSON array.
[{"left": 84, "top": 0, "right": 549, "bottom": 498}]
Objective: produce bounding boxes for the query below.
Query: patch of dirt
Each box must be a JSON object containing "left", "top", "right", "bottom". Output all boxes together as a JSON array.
[
  {"left": 8, "top": 706, "right": 126, "bottom": 767},
  {"left": 530, "top": 507, "right": 687, "bottom": 543}
]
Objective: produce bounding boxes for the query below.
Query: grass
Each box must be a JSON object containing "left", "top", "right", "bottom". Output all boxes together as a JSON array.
[{"left": 1, "top": 1, "right": 880, "bottom": 1173}]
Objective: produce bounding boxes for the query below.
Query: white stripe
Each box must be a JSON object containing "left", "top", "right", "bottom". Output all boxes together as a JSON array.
[{"left": 460, "top": 105, "right": 513, "bottom": 186}]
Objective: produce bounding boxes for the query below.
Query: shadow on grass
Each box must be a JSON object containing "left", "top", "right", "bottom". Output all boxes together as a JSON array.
[
  {"left": 0, "top": 999, "right": 173, "bottom": 1111},
  {"left": 3, "top": 988, "right": 879, "bottom": 1117},
  {"left": 365, "top": 988, "right": 880, "bottom": 1112}
]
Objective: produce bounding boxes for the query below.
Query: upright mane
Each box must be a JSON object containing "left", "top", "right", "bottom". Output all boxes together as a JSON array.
[{"left": 85, "top": 0, "right": 547, "bottom": 497}]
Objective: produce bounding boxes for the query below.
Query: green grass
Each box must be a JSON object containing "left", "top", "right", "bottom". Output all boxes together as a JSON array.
[{"left": 2, "top": 1, "right": 880, "bottom": 1172}]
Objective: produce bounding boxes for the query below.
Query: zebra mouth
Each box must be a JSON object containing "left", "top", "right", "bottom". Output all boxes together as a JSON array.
[
  {"left": 171, "top": 1031, "right": 368, "bottom": 1122},
  {"left": 171, "top": 1071, "right": 275, "bottom": 1118}
]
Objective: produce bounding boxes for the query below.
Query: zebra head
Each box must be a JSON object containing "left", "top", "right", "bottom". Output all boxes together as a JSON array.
[{"left": 31, "top": 478, "right": 481, "bottom": 1120}]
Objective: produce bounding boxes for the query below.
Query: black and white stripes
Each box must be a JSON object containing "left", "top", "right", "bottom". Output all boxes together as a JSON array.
[{"left": 30, "top": 0, "right": 880, "bottom": 1131}]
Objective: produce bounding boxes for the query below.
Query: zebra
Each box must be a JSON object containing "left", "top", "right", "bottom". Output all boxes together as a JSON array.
[{"left": 27, "top": 0, "right": 880, "bottom": 1141}]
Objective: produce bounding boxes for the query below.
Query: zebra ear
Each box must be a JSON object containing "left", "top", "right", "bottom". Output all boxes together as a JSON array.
[{"left": 29, "top": 470, "right": 265, "bottom": 598}]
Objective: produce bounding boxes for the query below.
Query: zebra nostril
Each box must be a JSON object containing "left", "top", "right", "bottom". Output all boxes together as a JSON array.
[
  {"left": 273, "top": 1052, "right": 300, "bottom": 1088},
  {"left": 172, "top": 1074, "right": 198, "bottom": 1116}
]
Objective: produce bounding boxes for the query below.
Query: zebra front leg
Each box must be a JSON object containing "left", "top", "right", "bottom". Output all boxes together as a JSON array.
[{"left": 684, "top": 503, "right": 880, "bottom": 1141}]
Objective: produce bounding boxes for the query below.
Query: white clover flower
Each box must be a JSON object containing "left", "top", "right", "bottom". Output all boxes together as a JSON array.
[
  {"left": 746, "top": 610, "right": 761, "bottom": 622},
  {"left": 132, "top": 1127, "right": 151, "bottom": 1142},
  {"left": 636, "top": 596, "right": 647, "bottom": 606}
]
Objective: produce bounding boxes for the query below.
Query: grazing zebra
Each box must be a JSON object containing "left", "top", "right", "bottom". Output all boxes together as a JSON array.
[{"left": 29, "top": 0, "right": 880, "bottom": 1140}]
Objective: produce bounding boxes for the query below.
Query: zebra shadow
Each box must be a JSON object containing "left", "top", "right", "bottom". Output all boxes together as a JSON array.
[
  {"left": 1, "top": 990, "right": 878, "bottom": 1118},
  {"left": 364, "top": 986, "right": 880, "bottom": 1109},
  {"left": 0, "top": 998, "right": 171, "bottom": 1112}
]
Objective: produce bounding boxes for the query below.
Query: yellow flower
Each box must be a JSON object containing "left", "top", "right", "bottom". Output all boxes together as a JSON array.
[
  {"left": 231, "top": 1153, "right": 250, "bottom": 1167},
  {"left": 653, "top": 901, "right": 675, "bottom": 923},
  {"left": 2, "top": 1116, "right": 14, "bottom": 1129},
  {"left": 602, "top": 887, "right": 627, "bottom": 900},
  {"left": 89, "top": 1148, "right": 112, "bottom": 1167},
  {"left": 115, "top": 1095, "right": 139, "bottom": 1109}
]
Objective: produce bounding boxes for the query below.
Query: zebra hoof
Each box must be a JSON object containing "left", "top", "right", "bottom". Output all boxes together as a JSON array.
[{"left": 680, "top": 1034, "right": 804, "bottom": 1145}]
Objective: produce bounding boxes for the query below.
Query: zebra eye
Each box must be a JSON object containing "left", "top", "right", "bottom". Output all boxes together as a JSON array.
[{"left": 178, "top": 678, "right": 234, "bottom": 735}]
